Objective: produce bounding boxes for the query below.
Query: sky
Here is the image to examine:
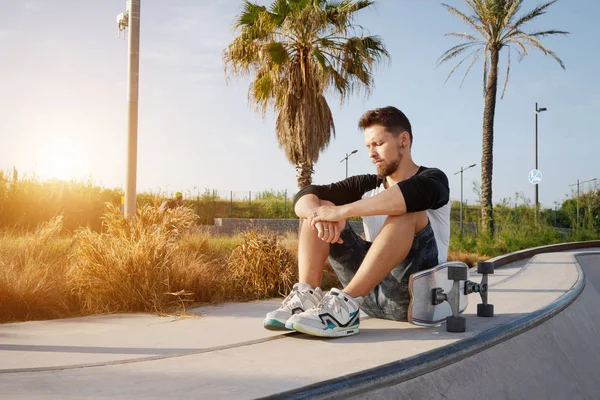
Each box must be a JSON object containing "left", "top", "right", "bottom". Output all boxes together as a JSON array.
[{"left": 0, "top": 0, "right": 598, "bottom": 208}]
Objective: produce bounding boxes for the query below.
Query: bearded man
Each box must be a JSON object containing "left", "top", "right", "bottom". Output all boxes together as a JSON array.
[{"left": 264, "top": 106, "right": 451, "bottom": 337}]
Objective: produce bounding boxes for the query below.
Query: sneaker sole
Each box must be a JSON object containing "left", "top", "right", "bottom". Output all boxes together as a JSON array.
[
  {"left": 289, "top": 321, "right": 360, "bottom": 338},
  {"left": 263, "top": 319, "right": 291, "bottom": 331}
]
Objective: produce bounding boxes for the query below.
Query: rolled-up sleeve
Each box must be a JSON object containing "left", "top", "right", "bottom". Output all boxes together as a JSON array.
[
  {"left": 397, "top": 168, "right": 449, "bottom": 212},
  {"left": 293, "top": 175, "right": 380, "bottom": 208}
]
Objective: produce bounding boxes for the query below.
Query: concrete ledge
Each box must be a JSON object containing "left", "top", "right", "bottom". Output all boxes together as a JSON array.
[{"left": 486, "top": 240, "right": 600, "bottom": 268}]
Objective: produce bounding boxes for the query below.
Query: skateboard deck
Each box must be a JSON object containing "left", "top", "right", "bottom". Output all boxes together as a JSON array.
[{"left": 408, "top": 262, "right": 469, "bottom": 326}]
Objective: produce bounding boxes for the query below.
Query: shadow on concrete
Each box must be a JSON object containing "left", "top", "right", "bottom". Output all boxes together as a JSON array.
[{"left": 0, "top": 344, "right": 198, "bottom": 355}]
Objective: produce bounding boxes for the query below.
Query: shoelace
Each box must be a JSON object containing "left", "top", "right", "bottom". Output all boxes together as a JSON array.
[
  {"left": 317, "top": 293, "right": 347, "bottom": 315},
  {"left": 282, "top": 288, "right": 312, "bottom": 309}
]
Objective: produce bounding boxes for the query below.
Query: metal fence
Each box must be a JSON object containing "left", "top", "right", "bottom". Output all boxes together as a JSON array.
[{"left": 186, "top": 190, "right": 297, "bottom": 225}]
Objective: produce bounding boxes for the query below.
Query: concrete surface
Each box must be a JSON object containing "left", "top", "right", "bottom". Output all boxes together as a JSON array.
[{"left": 0, "top": 250, "right": 597, "bottom": 399}]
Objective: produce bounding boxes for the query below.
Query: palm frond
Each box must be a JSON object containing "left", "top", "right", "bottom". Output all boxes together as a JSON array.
[
  {"left": 529, "top": 29, "right": 569, "bottom": 37},
  {"left": 465, "top": 0, "right": 491, "bottom": 35},
  {"left": 442, "top": 48, "right": 480, "bottom": 85},
  {"left": 502, "top": 0, "right": 522, "bottom": 32},
  {"left": 236, "top": 1, "right": 268, "bottom": 28},
  {"left": 444, "top": 32, "right": 480, "bottom": 41},
  {"left": 460, "top": 48, "right": 483, "bottom": 88},
  {"left": 437, "top": 41, "right": 482, "bottom": 66},
  {"left": 511, "top": 0, "right": 558, "bottom": 31},
  {"left": 510, "top": 40, "right": 528, "bottom": 62},
  {"left": 268, "top": 0, "right": 292, "bottom": 26},
  {"left": 514, "top": 33, "right": 566, "bottom": 69},
  {"left": 442, "top": 3, "right": 489, "bottom": 39}
]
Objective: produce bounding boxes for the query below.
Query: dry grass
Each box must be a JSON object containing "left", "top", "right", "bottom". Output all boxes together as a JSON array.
[
  {"left": 68, "top": 203, "right": 199, "bottom": 315},
  {"left": 227, "top": 229, "right": 297, "bottom": 299},
  {"left": 447, "top": 250, "right": 489, "bottom": 267},
  {"left": 0, "top": 217, "right": 76, "bottom": 322}
]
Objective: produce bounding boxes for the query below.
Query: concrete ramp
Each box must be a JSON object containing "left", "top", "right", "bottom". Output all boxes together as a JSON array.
[{"left": 350, "top": 253, "right": 600, "bottom": 400}]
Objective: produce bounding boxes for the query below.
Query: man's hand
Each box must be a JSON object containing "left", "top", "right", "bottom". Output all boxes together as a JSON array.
[
  {"left": 313, "top": 220, "right": 346, "bottom": 244},
  {"left": 309, "top": 205, "right": 348, "bottom": 226}
]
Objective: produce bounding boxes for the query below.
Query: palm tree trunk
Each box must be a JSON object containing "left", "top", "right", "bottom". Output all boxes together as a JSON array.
[
  {"left": 481, "top": 48, "right": 500, "bottom": 236},
  {"left": 296, "top": 162, "right": 313, "bottom": 188}
]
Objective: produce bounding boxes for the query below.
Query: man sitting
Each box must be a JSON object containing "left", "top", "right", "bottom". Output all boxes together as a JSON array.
[{"left": 264, "top": 106, "right": 451, "bottom": 337}]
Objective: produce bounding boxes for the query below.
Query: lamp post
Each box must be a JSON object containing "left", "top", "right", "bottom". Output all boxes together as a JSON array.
[
  {"left": 340, "top": 150, "right": 358, "bottom": 179},
  {"left": 569, "top": 178, "right": 597, "bottom": 229},
  {"left": 454, "top": 163, "right": 477, "bottom": 233},
  {"left": 117, "top": 0, "right": 141, "bottom": 218},
  {"left": 534, "top": 103, "right": 547, "bottom": 217}
]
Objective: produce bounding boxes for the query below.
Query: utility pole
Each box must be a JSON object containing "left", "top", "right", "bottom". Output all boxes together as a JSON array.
[
  {"left": 534, "top": 103, "right": 547, "bottom": 217},
  {"left": 340, "top": 150, "right": 358, "bottom": 179},
  {"left": 118, "top": 0, "right": 141, "bottom": 218},
  {"left": 569, "top": 178, "right": 597, "bottom": 229},
  {"left": 454, "top": 163, "right": 476, "bottom": 233}
]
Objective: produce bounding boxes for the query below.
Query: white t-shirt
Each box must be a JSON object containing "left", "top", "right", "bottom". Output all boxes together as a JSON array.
[{"left": 361, "top": 182, "right": 451, "bottom": 263}]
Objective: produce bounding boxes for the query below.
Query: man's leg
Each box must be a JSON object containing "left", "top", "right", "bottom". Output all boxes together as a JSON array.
[
  {"left": 343, "top": 211, "right": 428, "bottom": 298},
  {"left": 297, "top": 216, "right": 331, "bottom": 289},
  {"left": 263, "top": 200, "right": 334, "bottom": 330}
]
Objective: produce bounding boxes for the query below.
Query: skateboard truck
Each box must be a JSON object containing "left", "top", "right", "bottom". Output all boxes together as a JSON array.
[{"left": 431, "top": 261, "right": 495, "bottom": 333}]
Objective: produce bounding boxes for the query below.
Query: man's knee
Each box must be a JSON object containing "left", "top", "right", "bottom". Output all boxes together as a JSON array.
[{"left": 384, "top": 211, "right": 427, "bottom": 234}]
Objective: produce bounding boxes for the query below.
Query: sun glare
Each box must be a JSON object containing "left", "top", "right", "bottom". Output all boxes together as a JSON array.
[{"left": 44, "top": 138, "right": 85, "bottom": 181}]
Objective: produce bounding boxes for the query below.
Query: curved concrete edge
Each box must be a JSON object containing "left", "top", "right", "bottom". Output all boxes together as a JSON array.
[
  {"left": 486, "top": 240, "right": 600, "bottom": 268},
  {"left": 259, "top": 244, "right": 598, "bottom": 400}
]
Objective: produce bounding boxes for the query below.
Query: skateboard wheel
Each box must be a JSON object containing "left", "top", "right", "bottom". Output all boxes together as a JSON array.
[
  {"left": 448, "top": 266, "right": 468, "bottom": 281},
  {"left": 477, "top": 262, "right": 494, "bottom": 275},
  {"left": 446, "top": 316, "right": 466, "bottom": 333},
  {"left": 477, "top": 303, "right": 494, "bottom": 317}
]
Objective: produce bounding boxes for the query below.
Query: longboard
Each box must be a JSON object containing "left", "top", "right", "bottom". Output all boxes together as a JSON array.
[{"left": 408, "top": 262, "right": 469, "bottom": 326}]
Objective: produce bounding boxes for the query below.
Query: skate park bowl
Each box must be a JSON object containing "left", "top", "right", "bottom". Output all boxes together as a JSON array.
[{"left": 1, "top": 241, "right": 599, "bottom": 399}]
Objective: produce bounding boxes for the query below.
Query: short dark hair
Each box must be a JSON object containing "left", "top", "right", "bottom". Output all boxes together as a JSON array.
[{"left": 358, "top": 106, "right": 413, "bottom": 146}]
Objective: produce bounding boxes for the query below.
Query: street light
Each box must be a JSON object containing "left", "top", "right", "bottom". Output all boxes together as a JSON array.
[
  {"left": 117, "top": 0, "right": 141, "bottom": 218},
  {"left": 569, "top": 178, "right": 597, "bottom": 229},
  {"left": 340, "top": 149, "right": 358, "bottom": 179},
  {"left": 534, "top": 102, "right": 547, "bottom": 216},
  {"left": 454, "top": 163, "right": 477, "bottom": 233}
]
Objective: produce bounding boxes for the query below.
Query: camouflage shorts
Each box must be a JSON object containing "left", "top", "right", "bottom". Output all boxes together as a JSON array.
[{"left": 328, "top": 221, "right": 439, "bottom": 321}]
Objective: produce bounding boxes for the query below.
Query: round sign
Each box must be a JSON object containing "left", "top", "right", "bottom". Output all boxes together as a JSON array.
[{"left": 528, "top": 169, "right": 542, "bottom": 185}]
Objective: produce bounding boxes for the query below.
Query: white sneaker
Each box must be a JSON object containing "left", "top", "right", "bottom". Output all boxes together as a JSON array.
[
  {"left": 263, "top": 283, "right": 323, "bottom": 331},
  {"left": 286, "top": 288, "right": 363, "bottom": 337}
]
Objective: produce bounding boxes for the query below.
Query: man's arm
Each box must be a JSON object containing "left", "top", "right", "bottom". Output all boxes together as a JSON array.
[
  {"left": 310, "top": 168, "right": 450, "bottom": 223},
  {"left": 294, "top": 194, "right": 322, "bottom": 219},
  {"left": 293, "top": 175, "right": 380, "bottom": 216},
  {"left": 343, "top": 167, "right": 450, "bottom": 217},
  {"left": 341, "top": 184, "right": 407, "bottom": 218}
]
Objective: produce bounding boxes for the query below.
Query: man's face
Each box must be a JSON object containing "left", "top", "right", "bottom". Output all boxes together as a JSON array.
[{"left": 364, "top": 125, "right": 405, "bottom": 178}]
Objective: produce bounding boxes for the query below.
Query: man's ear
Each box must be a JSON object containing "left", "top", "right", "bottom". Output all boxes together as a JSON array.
[{"left": 403, "top": 131, "right": 411, "bottom": 148}]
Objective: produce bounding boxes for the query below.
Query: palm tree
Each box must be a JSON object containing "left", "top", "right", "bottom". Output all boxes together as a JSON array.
[
  {"left": 438, "top": 0, "right": 568, "bottom": 235},
  {"left": 224, "top": 0, "right": 388, "bottom": 188}
]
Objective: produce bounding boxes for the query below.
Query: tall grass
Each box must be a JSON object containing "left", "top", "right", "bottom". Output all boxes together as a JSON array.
[
  {"left": 0, "top": 217, "right": 76, "bottom": 322},
  {"left": 69, "top": 203, "right": 199, "bottom": 314}
]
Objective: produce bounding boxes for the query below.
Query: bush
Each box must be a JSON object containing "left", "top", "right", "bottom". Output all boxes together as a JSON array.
[{"left": 68, "top": 203, "right": 199, "bottom": 315}]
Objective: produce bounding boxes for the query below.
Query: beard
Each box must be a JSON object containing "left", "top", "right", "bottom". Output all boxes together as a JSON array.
[
  {"left": 376, "top": 145, "right": 403, "bottom": 178},
  {"left": 376, "top": 158, "right": 400, "bottom": 179}
]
